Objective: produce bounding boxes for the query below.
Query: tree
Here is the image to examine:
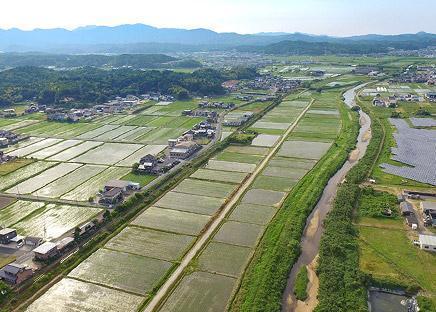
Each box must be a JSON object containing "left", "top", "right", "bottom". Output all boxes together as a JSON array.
[
  {"left": 103, "top": 209, "right": 112, "bottom": 222},
  {"left": 73, "top": 227, "right": 81, "bottom": 242},
  {"left": 0, "top": 281, "right": 10, "bottom": 304}
]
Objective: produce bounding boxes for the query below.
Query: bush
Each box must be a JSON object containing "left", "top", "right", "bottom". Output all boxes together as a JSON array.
[
  {"left": 294, "top": 266, "right": 309, "bottom": 301},
  {"left": 359, "top": 187, "right": 398, "bottom": 217}
]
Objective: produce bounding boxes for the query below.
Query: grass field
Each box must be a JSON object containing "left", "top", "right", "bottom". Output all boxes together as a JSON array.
[
  {"left": 25, "top": 278, "right": 144, "bottom": 312},
  {"left": 68, "top": 248, "right": 172, "bottom": 295},
  {"left": 155, "top": 191, "right": 225, "bottom": 216},
  {"left": 132, "top": 207, "right": 210, "bottom": 236},
  {"left": 121, "top": 172, "right": 156, "bottom": 187},
  {"left": 214, "top": 151, "right": 264, "bottom": 164},
  {"left": 159, "top": 271, "right": 236, "bottom": 312}
]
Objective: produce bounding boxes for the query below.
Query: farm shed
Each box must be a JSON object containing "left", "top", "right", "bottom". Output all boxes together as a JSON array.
[
  {"left": 420, "top": 201, "right": 436, "bottom": 214},
  {"left": 418, "top": 234, "right": 436, "bottom": 252},
  {"left": 33, "top": 242, "right": 59, "bottom": 261},
  {"left": 400, "top": 202, "right": 413, "bottom": 216}
]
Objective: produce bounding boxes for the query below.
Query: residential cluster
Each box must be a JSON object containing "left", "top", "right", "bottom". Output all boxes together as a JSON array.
[
  {"left": 391, "top": 65, "right": 436, "bottom": 84},
  {"left": 242, "top": 75, "right": 301, "bottom": 93},
  {"left": 98, "top": 179, "right": 140, "bottom": 205}
]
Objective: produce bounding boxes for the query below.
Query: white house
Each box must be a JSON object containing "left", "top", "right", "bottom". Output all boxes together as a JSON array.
[{"left": 418, "top": 234, "right": 436, "bottom": 252}]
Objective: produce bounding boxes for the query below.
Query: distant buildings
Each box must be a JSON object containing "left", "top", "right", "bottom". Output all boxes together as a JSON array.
[
  {"left": 169, "top": 141, "right": 201, "bottom": 159},
  {"left": 223, "top": 112, "right": 254, "bottom": 127}
]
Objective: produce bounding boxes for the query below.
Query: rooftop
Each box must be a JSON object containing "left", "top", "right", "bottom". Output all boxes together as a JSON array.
[
  {"left": 419, "top": 234, "right": 436, "bottom": 246},
  {"left": 0, "top": 228, "right": 16, "bottom": 236},
  {"left": 33, "top": 241, "right": 57, "bottom": 255}
]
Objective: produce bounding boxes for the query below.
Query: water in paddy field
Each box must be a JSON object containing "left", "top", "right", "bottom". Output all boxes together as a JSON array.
[{"left": 368, "top": 290, "right": 417, "bottom": 312}]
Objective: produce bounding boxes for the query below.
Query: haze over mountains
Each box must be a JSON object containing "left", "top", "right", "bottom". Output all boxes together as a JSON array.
[{"left": 0, "top": 23, "right": 435, "bottom": 54}]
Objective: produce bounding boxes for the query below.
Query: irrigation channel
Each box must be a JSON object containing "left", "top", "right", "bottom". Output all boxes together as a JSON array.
[{"left": 281, "top": 84, "right": 372, "bottom": 312}]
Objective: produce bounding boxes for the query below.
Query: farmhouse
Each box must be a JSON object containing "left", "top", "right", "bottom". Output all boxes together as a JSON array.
[
  {"left": 99, "top": 187, "right": 124, "bottom": 205},
  {"left": 56, "top": 237, "right": 75, "bottom": 252},
  {"left": 418, "top": 234, "right": 436, "bottom": 252},
  {"left": 0, "top": 263, "right": 33, "bottom": 285},
  {"left": 33, "top": 242, "right": 59, "bottom": 261},
  {"left": 0, "top": 228, "right": 17, "bottom": 244},
  {"left": 223, "top": 112, "right": 254, "bottom": 127},
  {"left": 169, "top": 141, "right": 201, "bottom": 159}
]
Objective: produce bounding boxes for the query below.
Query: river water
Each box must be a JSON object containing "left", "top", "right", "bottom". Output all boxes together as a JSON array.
[{"left": 281, "top": 84, "right": 372, "bottom": 312}]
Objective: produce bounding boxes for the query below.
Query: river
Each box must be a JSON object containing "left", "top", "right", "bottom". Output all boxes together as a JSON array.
[{"left": 281, "top": 84, "right": 372, "bottom": 312}]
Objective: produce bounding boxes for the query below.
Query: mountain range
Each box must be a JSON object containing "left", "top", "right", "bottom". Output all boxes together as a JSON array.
[{"left": 0, "top": 24, "right": 435, "bottom": 53}]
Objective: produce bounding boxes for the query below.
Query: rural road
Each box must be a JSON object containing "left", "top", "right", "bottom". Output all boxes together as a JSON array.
[
  {"left": 143, "top": 99, "right": 314, "bottom": 312},
  {"left": 281, "top": 83, "right": 372, "bottom": 312}
]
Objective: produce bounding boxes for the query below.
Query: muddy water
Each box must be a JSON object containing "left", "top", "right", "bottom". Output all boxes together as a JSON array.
[{"left": 281, "top": 84, "right": 372, "bottom": 312}]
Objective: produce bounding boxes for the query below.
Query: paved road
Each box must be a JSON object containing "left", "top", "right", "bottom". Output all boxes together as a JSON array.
[
  {"left": 281, "top": 83, "right": 372, "bottom": 311},
  {"left": 143, "top": 99, "right": 314, "bottom": 312}
]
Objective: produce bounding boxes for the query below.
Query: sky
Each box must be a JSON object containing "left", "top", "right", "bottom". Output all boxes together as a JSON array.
[{"left": 0, "top": 0, "right": 435, "bottom": 36}]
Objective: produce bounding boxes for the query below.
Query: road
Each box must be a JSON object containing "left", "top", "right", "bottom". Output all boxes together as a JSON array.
[
  {"left": 143, "top": 99, "right": 314, "bottom": 312},
  {"left": 281, "top": 83, "right": 372, "bottom": 312}
]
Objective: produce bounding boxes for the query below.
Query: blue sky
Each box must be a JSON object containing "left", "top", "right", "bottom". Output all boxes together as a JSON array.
[{"left": 0, "top": 0, "right": 435, "bottom": 35}]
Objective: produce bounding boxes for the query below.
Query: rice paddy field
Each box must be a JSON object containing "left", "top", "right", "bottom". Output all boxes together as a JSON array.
[
  {"left": 15, "top": 90, "right": 343, "bottom": 311},
  {"left": 11, "top": 202, "right": 101, "bottom": 240}
]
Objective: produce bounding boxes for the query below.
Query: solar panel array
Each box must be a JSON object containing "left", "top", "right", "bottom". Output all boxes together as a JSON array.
[
  {"left": 380, "top": 118, "right": 436, "bottom": 186},
  {"left": 410, "top": 117, "right": 436, "bottom": 127}
]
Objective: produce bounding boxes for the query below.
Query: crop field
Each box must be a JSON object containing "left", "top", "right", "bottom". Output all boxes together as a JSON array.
[
  {"left": 155, "top": 191, "right": 225, "bottom": 216},
  {"left": 2, "top": 137, "right": 44, "bottom": 153},
  {"left": 198, "top": 241, "right": 253, "bottom": 277},
  {"left": 25, "top": 278, "right": 145, "bottom": 312},
  {"left": 251, "top": 121, "right": 289, "bottom": 130},
  {"left": 241, "top": 189, "right": 285, "bottom": 206},
  {"left": 76, "top": 124, "right": 119, "bottom": 139},
  {"left": 28, "top": 139, "right": 82, "bottom": 159},
  {"left": 8, "top": 138, "right": 63, "bottom": 157},
  {"left": 1, "top": 119, "right": 40, "bottom": 131},
  {"left": 55, "top": 123, "right": 102, "bottom": 138},
  {"left": 292, "top": 113, "right": 340, "bottom": 141},
  {"left": 0, "top": 158, "right": 33, "bottom": 176},
  {"left": 71, "top": 142, "right": 143, "bottom": 165},
  {"left": 47, "top": 141, "right": 104, "bottom": 161},
  {"left": 268, "top": 156, "right": 317, "bottom": 170},
  {"left": 0, "top": 200, "right": 45, "bottom": 227},
  {"left": 225, "top": 145, "right": 269, "bottom": 156},
  {"left": 262, "top": 165, "right": 308, "bottom": 180},
  {"left": 61, "top": 166, "right": 130, "bottom": 201},
  {"left": 93, "top": 125, "right": 137, "bottom": 140},
  {"left": 229, "top": 203, "right": 276, "bottom": 226},
  {"left": 213, "top": 221, "right": 264, "bottom": 248},
  {"left": 116, "top": 144, "right": 166, "bottom": 166},
  {"left": 206, "top": 160, "right": 256, "bottom": 173},
  {"left": 34, "top": 164, "right": 107, "bottom": 198},
  {"left": 190, "top": 168, "right": 248, "bottom": 184},
  {"left": 105, "top": 226, "right": 194, "bottom": 262},
  {"left": 251, "top": 134, "right": 280, "bottom": 147},
  {"left": 277, "top": 140, "right": 332, "bottom": 159},
  {"left": 6, "top": 162, "right": 82, "bottom": 194},
  {"left": 68, "top": 248, "right": 172, "bottom": 295},
  {"left": 252, "top": 175, "right": 297, "bottom": 192},
  {"left": 214, "top": 150, "right": 264, "bottom": 164},
  {"left": 159, "top": 271, "right": 236, "bottom": 312},
  {"left": 123, "top": 115, "right": 157, "bottom": 126},
  {"left": 136, "top": 127, "right": 187, "bottom": 144},
  {"left": 132, "top": 207, "right": 210, "bottom": 236},
  {"left": 14, "top": 204, "right": 101, "bottom": 240},
  {"left": 114, "top": 126, "right": 153, "bottom": 141},
  {"left": 0, "top": 161, "right": 56, "bottom": 191},
  {"left": 172, "top": 178, "right": 236, "bottom": 199}
]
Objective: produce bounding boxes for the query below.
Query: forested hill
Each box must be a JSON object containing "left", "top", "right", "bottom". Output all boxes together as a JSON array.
[
  {"left": 0, "top": 66, "right": 257, "bottom": 107},
  {"left": 236, "top": 36, "right": 436, "bottom": 55},
  {"left": 0, "top": 53, "right": 202, "bottom": 70}
]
